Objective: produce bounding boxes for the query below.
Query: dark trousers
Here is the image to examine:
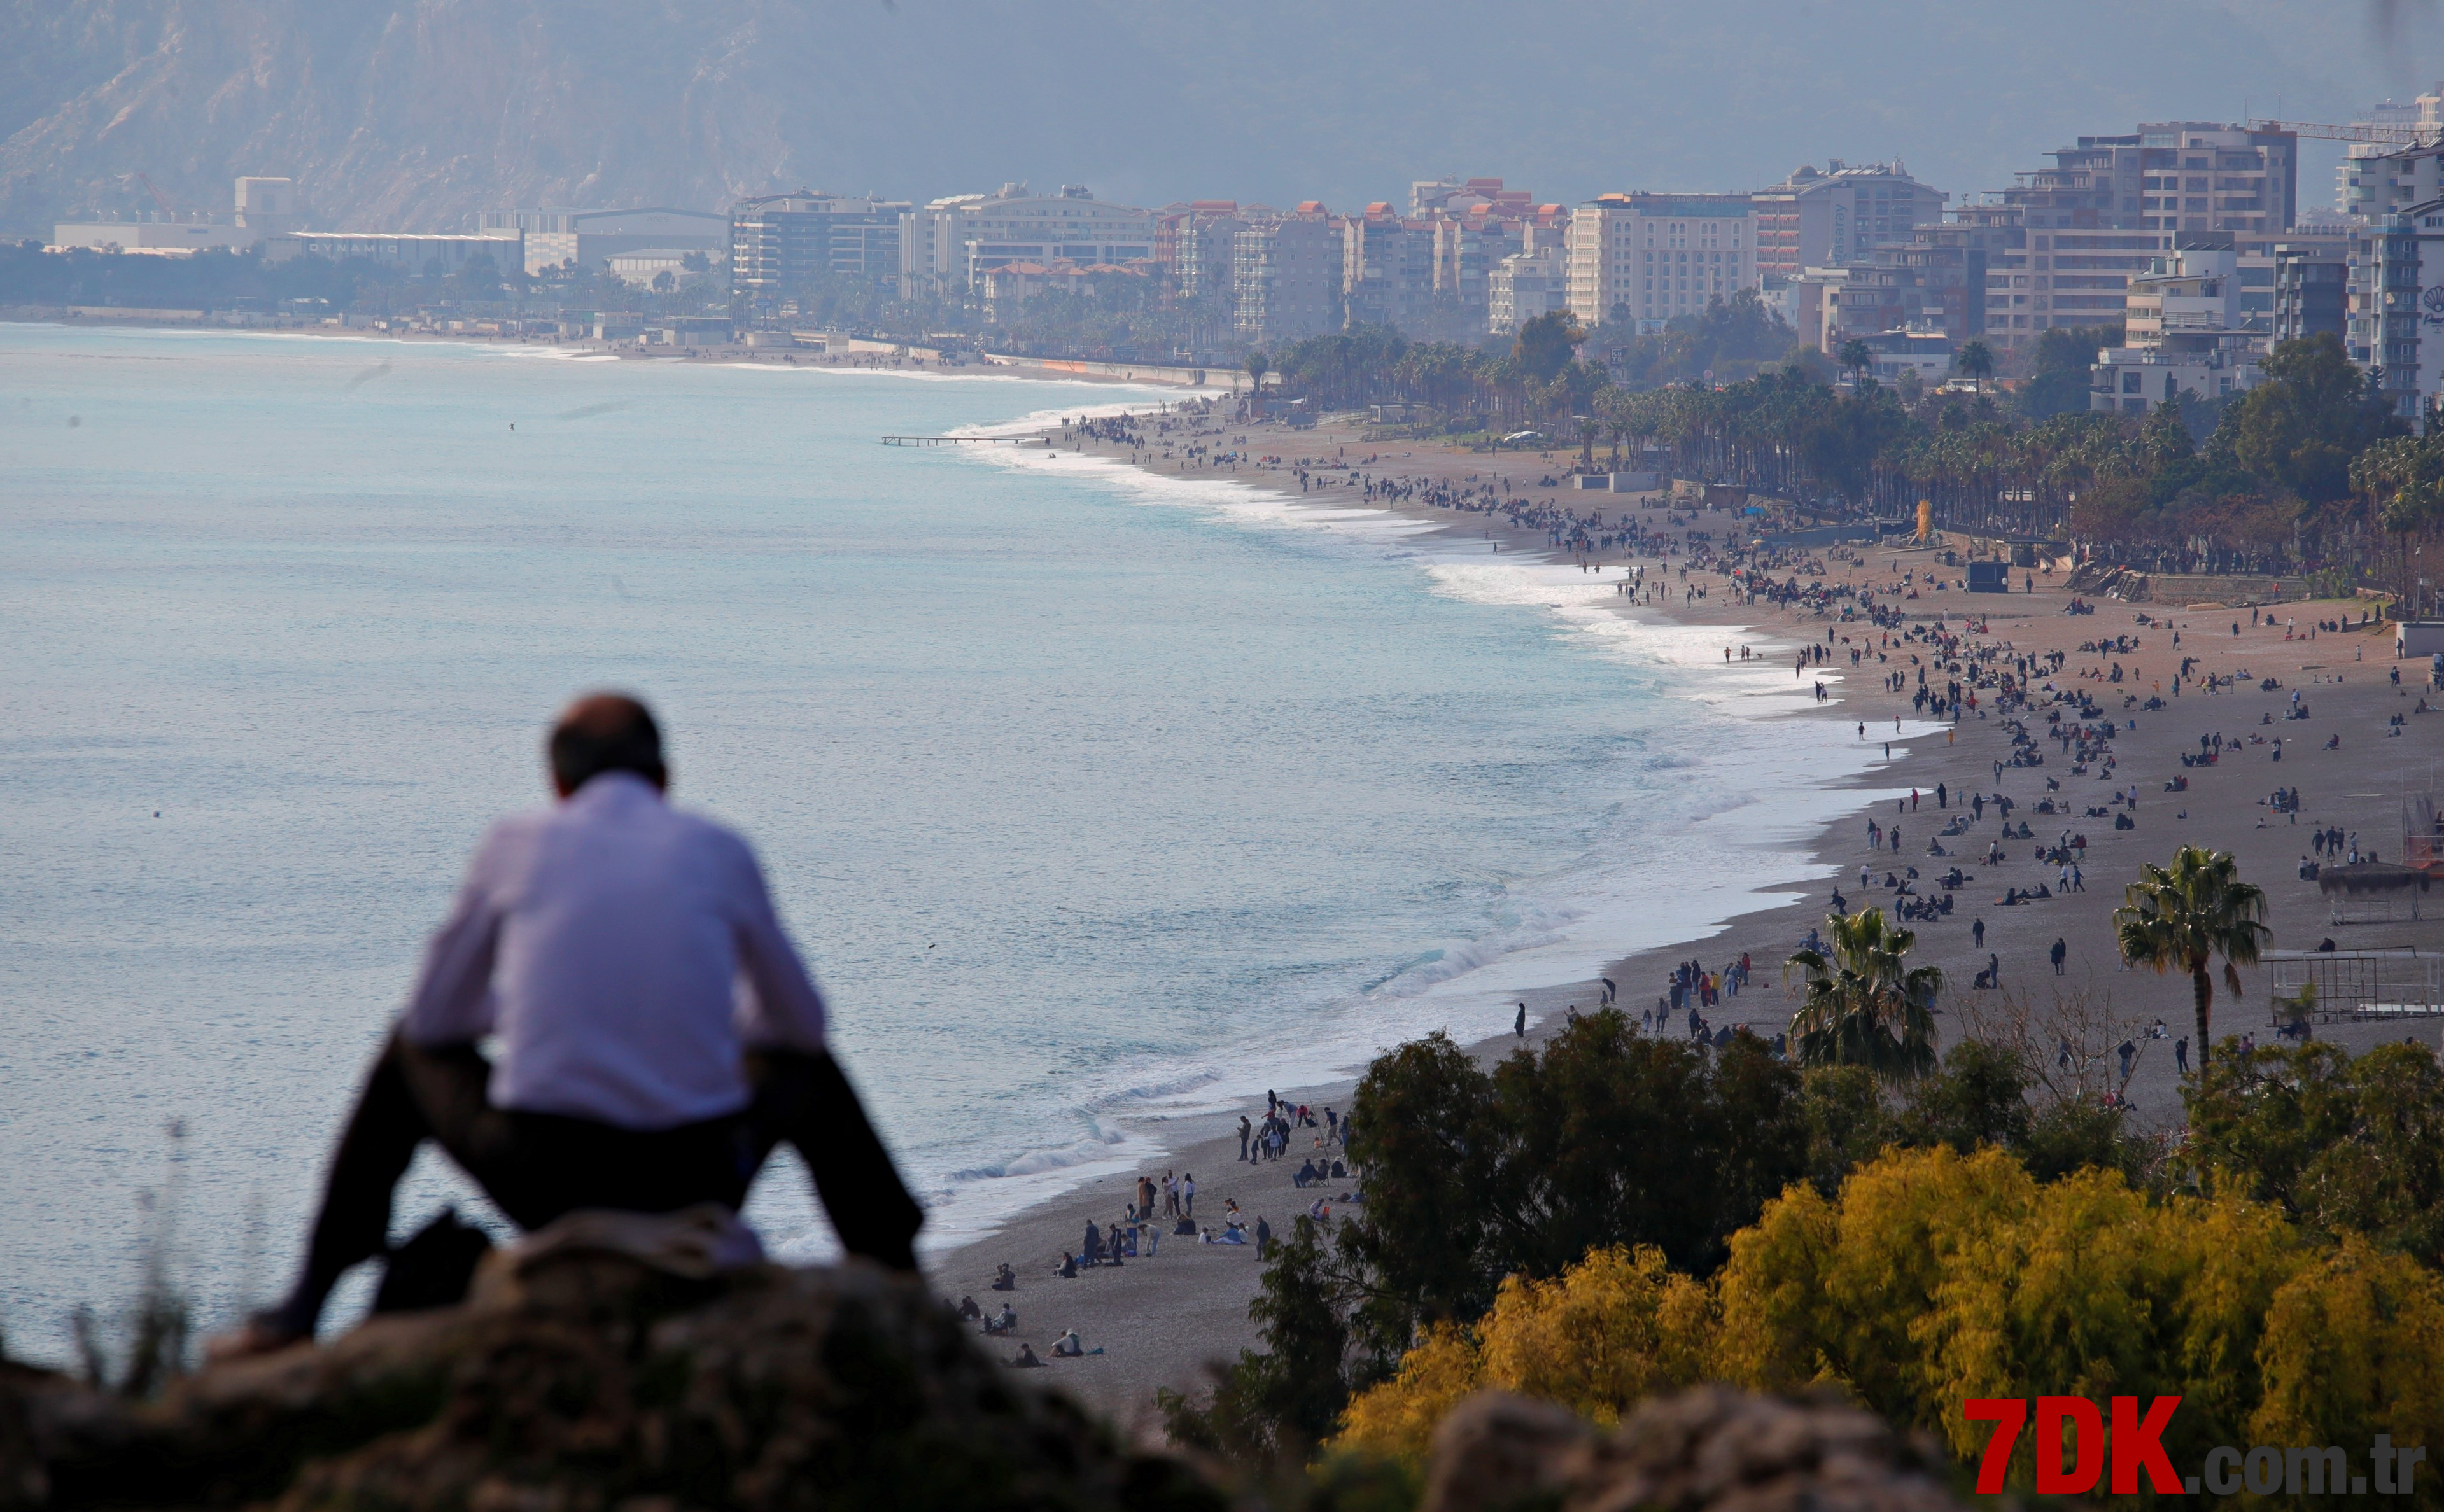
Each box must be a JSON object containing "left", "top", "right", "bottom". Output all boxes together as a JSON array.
[{"left": 295, "top": 1033, "right": 921, "bottom": 1307}]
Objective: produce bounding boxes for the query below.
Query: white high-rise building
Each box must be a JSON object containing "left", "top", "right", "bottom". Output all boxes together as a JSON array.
[
  {"left": 1233, "top": 207, "right": 1337, "bottom": 346},
  {"left": 2339, "top": 85, "right": 2444, "bottom": 216},
  {"left": 896, "top": 183, "right": 1154, "bottom": 299},
  {"left": 1566, "top": 192, "right": 1758, "bottom": 328}
]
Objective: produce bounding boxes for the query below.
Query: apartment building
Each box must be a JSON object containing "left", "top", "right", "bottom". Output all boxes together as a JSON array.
[
  {"left": 896, "top": 183, "right": 1155, "bottom": 299},
  {"left": 729, "top": 193, "right": 906, "bottom": 306},
  {"left": 1157, "top": 201, "right": 1246, "bottom": 300},
  {"left": 2340, "top": 84, "right": 2444, "bottom": 218},
  {"left": 1343, "top": 203, "right": 1437, "bottom": 329},
  {"left": 2273, "top": 239, "right": 2350, "bottom": 344},
  {"left": 1410, "top": 176, "right": 1540, "bottom": 220},
  {"left": 2364, "top": 202, "right": 2444, "bottom": 421},
  {"left": 1752, "top": 160, "right": 1948, "bottom": 281},
  {"left": 1430, "top": 214, "right": 1524, "bottom": 310},
  {"left": 2004, "top": 122, "right": 2295, "bottom": 236},
  {"left": 1952, "top": 122, "right": 2297, "bottom": 349},
  {"left": 1418, "top": 182, "right": 1564, "bottom": 334},
  {"left": 2089, "top": 244, "right": 2266, "bottom": 413},
  {"left": 1233, "top": 207, "right": 1338, "bottom": 347},
  {"left": 1488, "top": 247, "right": 1568, "bottom": 334},
  {"left": 1566, "top": 192, "right": 1757, "bottom": 328},
  {"left": 1825, "top": 220, "right": 2002, "bottom": 349}
]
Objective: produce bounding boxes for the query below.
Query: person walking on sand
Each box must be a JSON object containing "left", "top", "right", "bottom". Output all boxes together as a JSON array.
[
  {"left": 1237, "top": 1116, "right": 1251, "bottom": 1162},
  {"left": 214, "top": 695, "right": 922, "bottom": 1358},
  {"left": 1973, "top": 918, "right": 1986, "bottom": 949},
  {"left": 1515, "top": 1002, "right": 1527, "bottom": 1037},
  {"left": 2051, "top": 937, "right": 2067, "bottom": 975}
]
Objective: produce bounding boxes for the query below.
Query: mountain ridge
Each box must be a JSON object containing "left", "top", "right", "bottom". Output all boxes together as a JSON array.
[{"left": 0, "top": 0, "right": 2405, "bottom": 239}]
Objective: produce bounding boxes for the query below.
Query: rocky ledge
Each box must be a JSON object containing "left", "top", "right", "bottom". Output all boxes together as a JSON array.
[
  {"left": 1421, "top": 1387, "right": 1966, "bottom": 1512},
  {"left": 1, "top": 1246, "right": 1969, "bottom": 1512},
  {"left": 0, "top": 1249, "right": 1216, "bottom": 1512}
]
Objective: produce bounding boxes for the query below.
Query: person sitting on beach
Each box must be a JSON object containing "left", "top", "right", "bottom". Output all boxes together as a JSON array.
[
  {"left": 1009, "top": 1343, "right": 1044, "bottom": 1368},
  {"left": 1056, "top": 1251, "right": 1078, "bottom": 1278},
  {"left": 1052, "top": 1329, "right": 1086, "bottom": 1358},
  {"left": 956, "top": 1295, "right": 983, "bottom": 1322},
  {"left": 1294, "top": 1158, "right": 1319, "bottom": 1189},
  {"left": 215, "top": 696, "right": 922, "bottom": 1357},
  {"left": 982, "top": 1305, "right": 1015, "bottom": 1336},
  {"left": 991, "top": 1263, "right": 1017, "bottom": 1292}
]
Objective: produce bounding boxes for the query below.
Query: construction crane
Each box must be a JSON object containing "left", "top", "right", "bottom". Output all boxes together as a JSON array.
[{"left": 2249, "top": 118, "right": 2437, "bottom": 149}]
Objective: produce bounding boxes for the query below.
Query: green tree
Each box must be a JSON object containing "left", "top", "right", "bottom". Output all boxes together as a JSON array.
[
  {"left": 2230, "top": 332, "right": 2406, "bottom": 502},
  {"left": 1245, "top": 349, "right": 1270, "bottom": 394},
  {"left": 1333, "top": 1032, "right": 1501, "bottom": 1349},
  {"left": 2186, "top": 1040, "right": 2444, "bottom": 1263},
  {"left": 2352, "top": 433, "right": 2444, "bottom": 600},
  {"left": 2138, "top": 389, "right": 2196, "bottom": 466},
  {"left": 1513, "top": 309, "right": 1585, "bottom": 384},
  {"left": 2113, "top": 845, "right": 2271, "bottom": 1070},
  {"left": 1893, "top": 1037, "right": 2030, "bottom": 1152},
  {"left": 1160, "top": 1214, "right": 1355, "bottom": 1462},
  {"left": 1780, "top": 343, "right": 1833, "bottom": 386},
  {"left": 2013, "top": 324, "right": 2121, "bottom": 421},
  {"left": 1193, "top": 1015, "right": 1811, "bottom": 1453},
  {"left": 1836, "top": 338, "right": 1871, "bottom": 389},
  {"left": 1784, "top": 907, "right": 1943, "bottom": 1078},
  {"left": 1954, "top": 340, "right": 1995, "bottom": 395}
]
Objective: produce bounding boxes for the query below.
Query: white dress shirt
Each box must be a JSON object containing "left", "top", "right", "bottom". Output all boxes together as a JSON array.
[{"left": 400, "top": 771, "right": 827, "bottom": 1130}]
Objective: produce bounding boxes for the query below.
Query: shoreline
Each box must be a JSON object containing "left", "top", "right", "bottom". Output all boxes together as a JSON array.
[
  {"left": 919, "top": 410, "right": 1950, "bottom": 1424},
  {"left": 0, "top": 311, "right": 1233, "bottom": 388},
  {"left": 926, "top": 402, "right": 2444, "bottom": 1428}
]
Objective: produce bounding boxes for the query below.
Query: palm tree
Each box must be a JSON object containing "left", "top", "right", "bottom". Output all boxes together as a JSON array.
[
  {"left": 1245, "top": 351, "right": 1270, "bottom": 396},
  {"left": 1956, "top": 340, "right": 1996, "bottom": 396},
  {"left": 2113, "top": 846, "right": 2272, "bottom": 1070},
  {"left": 1837, "top": 339, "right": 1872, "bottom": 391},
  {"left": 1784, "top": 907, "right": 1944, "bottom": 1078}
]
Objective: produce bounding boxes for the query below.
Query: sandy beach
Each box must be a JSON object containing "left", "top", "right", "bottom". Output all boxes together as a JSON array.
[{"left": 927, "top": 400, "right": 2444, "bottom": 1429}]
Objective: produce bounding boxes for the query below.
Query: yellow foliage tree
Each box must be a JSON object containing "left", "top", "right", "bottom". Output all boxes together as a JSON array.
[
  {"left": 1715, "top": 1144, "right": 2040, "bottom": 1425},
  {"left": 1715, "top": 1147, "right": 2315, "bottom": 1480},
  {"left": 1334, "top": 1245, "right": 1715, "bottom": 1464},
  {"left": 2252, "top": 1240, "right": 2444, "bottom": 1508},
  {"left": 1344, "top": 1146, "right": 2378, "bottom": 1492}
]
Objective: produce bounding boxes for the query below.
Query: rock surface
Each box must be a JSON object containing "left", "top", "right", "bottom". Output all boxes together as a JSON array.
[
  {"left": 4, "top": 1258, "right": 1967, "bottom": 1512},
  {"left": 0, "top": 1252, "right": 1219, "bottom": 1512},
  {"left": 1419, "top": 1387, "right": 1966, "bottom": 1512}
]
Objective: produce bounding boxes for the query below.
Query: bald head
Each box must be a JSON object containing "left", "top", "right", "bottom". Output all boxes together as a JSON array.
[{"left": 548, "top": 694, "right": 666, "bottom": 797}]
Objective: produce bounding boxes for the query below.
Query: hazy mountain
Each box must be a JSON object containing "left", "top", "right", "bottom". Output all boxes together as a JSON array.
[{"left": 1, "top": 0, "right": 2429, "bottom": 236}]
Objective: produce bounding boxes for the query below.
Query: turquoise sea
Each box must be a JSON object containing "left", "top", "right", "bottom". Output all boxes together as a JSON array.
[{"left": 0, "top": 325, "right": 1886, "bottom": 1359}]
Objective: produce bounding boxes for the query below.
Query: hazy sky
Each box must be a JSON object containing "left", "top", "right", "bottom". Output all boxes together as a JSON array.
[{"left": 6, "top": 0, "right": 2443, "bottom": 230}]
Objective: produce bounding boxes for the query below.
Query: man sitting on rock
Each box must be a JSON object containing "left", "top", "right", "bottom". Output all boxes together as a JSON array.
[{"left": 221, "top": 694, "right": 922, "bottom": 1356}]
